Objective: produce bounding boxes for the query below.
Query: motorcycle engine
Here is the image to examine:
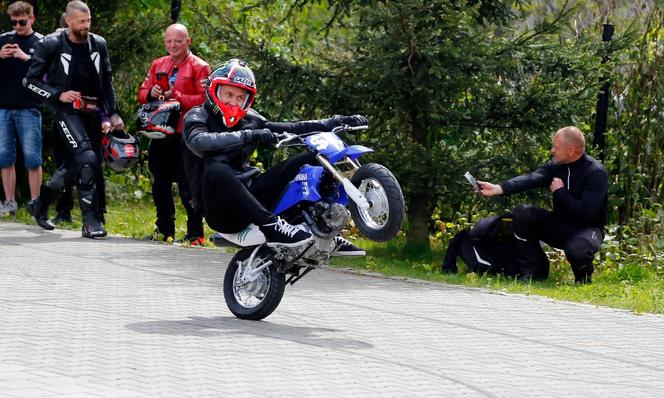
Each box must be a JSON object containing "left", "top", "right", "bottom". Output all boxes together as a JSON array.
[{"left": 313, "top": 202, "right": 350, "bottom": 238}]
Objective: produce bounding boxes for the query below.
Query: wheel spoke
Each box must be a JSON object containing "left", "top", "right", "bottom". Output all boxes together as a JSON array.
[
  {"left": 233, "top": 259, "right": 271, "bottom": 309},
  {"left": 357, "top": 177, "right": 391, "bottom": 230}
]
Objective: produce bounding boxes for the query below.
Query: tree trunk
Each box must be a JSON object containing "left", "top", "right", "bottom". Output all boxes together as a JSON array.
[
  {"left": 406, "top": 192, "right": 431, "bottom": 251},
  {"left": 406, "top": 107, "right": 432, "bottom": 251}
]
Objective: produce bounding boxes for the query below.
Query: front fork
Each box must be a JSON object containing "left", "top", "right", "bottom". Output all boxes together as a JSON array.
[
  {"left": 239, "top": 241, "right": 316, "bottom": 285},
  {"left": 238, "top": 245, "right": 272, "bottom": 285},
  {"left": 316, "top": 154, "right": 370, "bottom": 210}
]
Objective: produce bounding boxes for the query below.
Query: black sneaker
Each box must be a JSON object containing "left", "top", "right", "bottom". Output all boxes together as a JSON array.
[
  {"left": 574, "top": 273, "right": 592, "bottom": 284},
  {"left": 331, "top": 236, "right": 366, "bottom": 257},
  {"left": 259, "top": 217, "right": 313, "bottom": 248},
  {"left": 144, "top": 228, "right": 174, "bottom": 243},
  {"left": 574, "top": 263, "right": 594, "bottom": 285}
]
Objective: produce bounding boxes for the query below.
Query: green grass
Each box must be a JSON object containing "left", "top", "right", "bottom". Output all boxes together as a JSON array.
[
  {"left": 331, "top": 237, "right": 664, "bottom": 315},
  {"left": 5, "top": 199, "right": 664, "bottom": 314}
]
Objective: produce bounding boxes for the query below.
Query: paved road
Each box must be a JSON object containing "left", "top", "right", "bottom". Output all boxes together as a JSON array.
[{"left": 1, "top": 221, "right": 664, "bottom": 397}]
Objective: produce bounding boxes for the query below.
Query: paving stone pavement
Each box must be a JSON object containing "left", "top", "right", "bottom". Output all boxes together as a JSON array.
[{"left": 1, "top": 221, "right": 664, "bottom": 397}]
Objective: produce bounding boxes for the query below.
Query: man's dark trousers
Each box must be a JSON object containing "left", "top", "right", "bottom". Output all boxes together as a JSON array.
[{"left": 512, "top": 204, "right": 603, "bottom": 282}]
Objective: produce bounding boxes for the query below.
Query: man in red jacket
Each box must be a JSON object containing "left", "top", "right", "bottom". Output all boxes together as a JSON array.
[{"left": 138, "top": 23, "right": 210, "bottom": 244}]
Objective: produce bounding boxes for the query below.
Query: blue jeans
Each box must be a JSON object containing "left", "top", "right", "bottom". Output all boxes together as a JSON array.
[{"left": 0, "top": 108, "right": 43, "bottom": 169}]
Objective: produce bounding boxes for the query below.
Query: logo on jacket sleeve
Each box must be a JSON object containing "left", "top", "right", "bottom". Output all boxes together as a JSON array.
[{"left": 26, "top": 82, "right": 51, "bottom": 99}]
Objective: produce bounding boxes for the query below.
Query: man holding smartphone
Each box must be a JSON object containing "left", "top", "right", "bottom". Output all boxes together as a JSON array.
[
  {"left": 138, "top": 23, "right": 210, "bottom": 244},
  {"left": 478, "top": 127, "right": 607, "bottom": 284},
  {"left": 0, "top": 1, "right": 43, "bottom": 216}
]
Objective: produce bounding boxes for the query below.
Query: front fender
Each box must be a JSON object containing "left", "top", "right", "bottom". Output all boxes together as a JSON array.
[{"left": 328, "top": 145, "right": 373, "bottom": 163}]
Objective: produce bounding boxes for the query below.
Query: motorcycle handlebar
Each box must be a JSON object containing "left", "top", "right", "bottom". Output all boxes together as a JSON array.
[
  {"left": 275, "top": 132, "right": 300, "bottom": 148},
  {"left": 331, "top": 124, "right": 368, "bottom": 134},
  {"left": 274, "top": 124, "right": 369, "bottom": 148}
]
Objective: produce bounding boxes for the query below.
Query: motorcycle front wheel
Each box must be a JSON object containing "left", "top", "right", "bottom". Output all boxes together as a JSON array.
[
  {"left": 350, "top": 163, "right": 405, "bottom": 241},
  {"left": 223, "top": 246, "right": 285, "bottom": 320}
]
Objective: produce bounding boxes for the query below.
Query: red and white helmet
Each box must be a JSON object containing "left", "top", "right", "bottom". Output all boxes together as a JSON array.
[
  {"left": 136, "top": 100, "right": 181, "bottom": 139},
  {"left": 205, "top": 59, "right": 256, "bottom": 127},
  {"left": 101, "top": 130, "right": 141, "bottom": 172}
]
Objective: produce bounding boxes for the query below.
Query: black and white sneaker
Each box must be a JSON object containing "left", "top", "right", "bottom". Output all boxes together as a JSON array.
[
  {"left": 331, "top": 236, "right": 366, "bottom": 257},
  {"left": 259, "top": 217, "right": 313, "bottom": 248}
]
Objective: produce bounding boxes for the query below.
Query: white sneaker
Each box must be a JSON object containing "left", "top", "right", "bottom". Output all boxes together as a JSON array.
[{"left": 0, "top": 200, "right": 17, "bottom": 216}]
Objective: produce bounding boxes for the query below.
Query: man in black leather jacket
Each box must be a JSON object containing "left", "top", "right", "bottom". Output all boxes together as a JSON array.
[
  {"left": 183, "top": 59, "right": 366, "bottom": 254},
  {"left": 478, "top": 126, "right": 608, "bottom": 283},
  {"left": 23, "top": 1, "right": 123, "bottom": 238}
]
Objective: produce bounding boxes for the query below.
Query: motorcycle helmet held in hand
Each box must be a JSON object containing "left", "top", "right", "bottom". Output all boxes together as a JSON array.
[
  {"left": 136, "top": 100, "right": 181, "bottom": 139},
  {"left": 205, "top": 59, "right": 257, "bottom": 127},
  {"left": 102, "top": 130, "right": 141, "bottom": 171}
]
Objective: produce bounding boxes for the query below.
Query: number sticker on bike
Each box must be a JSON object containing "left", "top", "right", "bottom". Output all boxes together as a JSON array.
[{"left": 308, "top": 135, "right": 329, "bottom": 151}]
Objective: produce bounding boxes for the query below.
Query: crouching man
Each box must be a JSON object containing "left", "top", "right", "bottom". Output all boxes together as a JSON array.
[{"left": 478, "top": 126, "right": 607, "bottom": 284}]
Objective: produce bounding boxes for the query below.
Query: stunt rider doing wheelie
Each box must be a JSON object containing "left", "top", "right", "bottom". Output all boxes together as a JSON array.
[{"left": 183, "top": 58, "right": 367, "bottom": 254}]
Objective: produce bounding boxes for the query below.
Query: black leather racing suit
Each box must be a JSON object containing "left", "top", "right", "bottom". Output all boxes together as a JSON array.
[
  {"left": 183, "top": 104, "right": 339, "bottom": 233},
  {"left": 24, "top": 29, "right": 120, "bottom": 223}
]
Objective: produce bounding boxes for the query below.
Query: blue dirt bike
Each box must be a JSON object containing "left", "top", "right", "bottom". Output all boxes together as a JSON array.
[{"left": 213, "top": 125, "right": 405, "bottom": 320}]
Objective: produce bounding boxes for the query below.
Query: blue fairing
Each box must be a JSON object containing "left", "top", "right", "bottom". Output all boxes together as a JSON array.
[
  {"left": 272, "top": 133, "right": 372, "bottom": 214},
  {"left": 305, "top": 133, "right": 373, "bottom": 163},
  {"left": 273, "top": 166, "right": 324, "bottom": 215}
]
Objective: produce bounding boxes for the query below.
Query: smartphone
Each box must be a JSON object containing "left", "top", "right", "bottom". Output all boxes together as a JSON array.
[
  {"left": 2, "top": 37, "right": 16, "bottom": 49},
  {"left": 156, "top": 72, "right": 169, "bottom": 90},
  {"left": 464, "top": 171, "right": 481, "bottom": 192}
]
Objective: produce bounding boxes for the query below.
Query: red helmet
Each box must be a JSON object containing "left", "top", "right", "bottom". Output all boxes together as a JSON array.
[
  {"left": 205, "top": 59, "right": 256, "bottom": 127},
  {"left": 136, "top": 100, "right": 181, "bottom": 139},
  {"left": 102, "top": 130, "right": 141, "bottom": 171}
]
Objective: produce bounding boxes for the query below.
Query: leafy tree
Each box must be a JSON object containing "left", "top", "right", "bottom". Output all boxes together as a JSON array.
[
  {"left": 336, "top": 1, "right": 603, "bottom": 249},
  {"left": 116, "top": 0, "right": 604, "bottom": 249},
  {"left": 606, "top": 9, "right": 663, "bottom": 226},
  {"left": 6, "top": 0, "right": 659, "bottom": 255}
]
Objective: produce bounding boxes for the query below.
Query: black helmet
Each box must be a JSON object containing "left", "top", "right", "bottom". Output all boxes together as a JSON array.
[
  {"left": 136, "top": 100, "right": 181, "bottom": 139},
  {"left": 102, "top": 130, "right": 141, "bottom": 171},
  {"left": 205, "top": 59, "right": 257, "bottom": 127}
]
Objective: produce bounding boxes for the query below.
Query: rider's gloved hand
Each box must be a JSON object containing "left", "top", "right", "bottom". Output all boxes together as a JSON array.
[
  {"left": 250, "top": 128, "right": 280, "bottom": 146},
  {"left": 333, "top": 114, "right": 368, "bottom": 127}
]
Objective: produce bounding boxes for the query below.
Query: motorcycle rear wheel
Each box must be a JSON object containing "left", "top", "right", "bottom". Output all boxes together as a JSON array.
[
  {"left": 223, "top": 246, "right": 286, "bottom": 320},
  {"left": 350, "top": 163, "right": 405, "bottom": 241}
]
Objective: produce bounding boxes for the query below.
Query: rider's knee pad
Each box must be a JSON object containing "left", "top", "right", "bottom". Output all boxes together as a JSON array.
[
  {"left": 78, "top": 164, "right": 96, "bottom": 188},
  {"left": 75, "top": 149, "right": 98, "bottom": 168}
]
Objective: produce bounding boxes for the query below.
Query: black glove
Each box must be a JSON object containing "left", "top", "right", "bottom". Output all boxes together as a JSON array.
[
  {"left": 250, "top": 128, "right": 280, "bottom": 146},
  {"left": 333, "top": 114, "right": 368, "bottom": 127}
]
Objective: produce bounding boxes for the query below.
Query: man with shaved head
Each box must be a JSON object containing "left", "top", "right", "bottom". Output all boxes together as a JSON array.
[
  {"left": 24, "top": 0, "right": 124, "bottom": 238},
  {"left": 478, "top": 126, "right": 608, "bottom": 284},
  {"left": 138, "top": 23, "right": 210, "bottom": 245}
]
